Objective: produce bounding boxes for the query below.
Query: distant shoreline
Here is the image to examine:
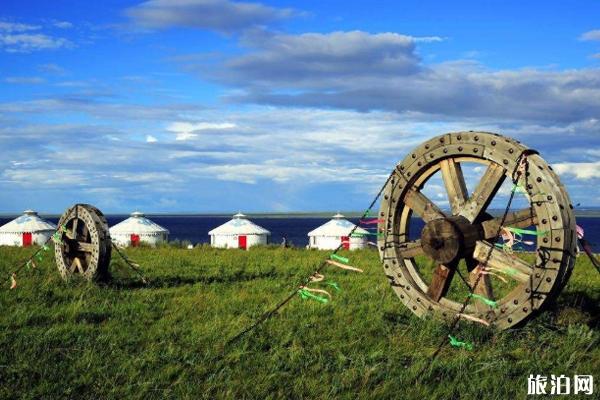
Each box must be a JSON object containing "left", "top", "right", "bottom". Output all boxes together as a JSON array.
[{"left": 2, "top": 210, "right": 600, "bottom": 218}]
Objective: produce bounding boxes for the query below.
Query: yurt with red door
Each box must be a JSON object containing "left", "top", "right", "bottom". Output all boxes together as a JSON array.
[
  {"left": 0, "top": 210, "right": 57, "bottom": 247},
  {"left": 307, "top": 213, "right": 368, "bottom": 250},
  {"left": 110, "top": 211, "right": 168, "bottom": 247},
  {"left": 209, "top": 213, "right": 270, "bottom": 249}
]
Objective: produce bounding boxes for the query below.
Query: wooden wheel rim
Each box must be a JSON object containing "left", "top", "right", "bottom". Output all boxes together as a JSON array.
[
  {"left": 378, "top": 132, "right": 577, "bottom": 329},
  {"left": 54, "top": 204, "right": 111, "bottom": 281}
]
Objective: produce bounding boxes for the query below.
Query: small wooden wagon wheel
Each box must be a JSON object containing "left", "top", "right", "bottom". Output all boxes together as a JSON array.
[
  {"left": 378, "top": 132, "right": 577, "bottom": 329},
  {"left": 54, "top": 204, "right": 112, "bottom": 281}
]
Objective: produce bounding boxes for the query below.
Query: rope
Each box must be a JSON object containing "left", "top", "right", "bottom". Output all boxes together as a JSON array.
[
  {"left": 224, "top": 171, "right": 395, "bottom": 347},
  {"left": 578, "top": 238, "right": 600, "bottom": 274},
  {"left": 7, "top": 234, "right": 54, "bottom": 289},
  {"left": 111, "top": 242, "right": 149, "bottom": 284},
  {"left": 414, "top": 150, "right": 532, "bottom": 377}
]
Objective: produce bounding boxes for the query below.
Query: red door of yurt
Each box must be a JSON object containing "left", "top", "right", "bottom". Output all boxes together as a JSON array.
[
  {"left": 238, "top": 235, "right": 247, "bottom": 250},
  {"left": 341, "top": 236, "right": 350, "bottom": 250},
  {"left": 22, "top": 232, "right": 32, "bottom": 247},
  {"left": 130, "top": 234, "right": 140, "bottom": 247}
]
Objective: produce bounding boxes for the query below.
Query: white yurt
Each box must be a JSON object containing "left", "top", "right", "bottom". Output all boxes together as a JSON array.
[
  {"left": 307, "top": 213, "right": 369, "bottom": 250},
  {"left": 209, "top": 213, "right": 270, "bottom": 249},
  {"left": 0, "top": 210, "right": 57, "bottom": 247},
  {"left": 109, "top": 211, "right": 169, "bottom": 247}
]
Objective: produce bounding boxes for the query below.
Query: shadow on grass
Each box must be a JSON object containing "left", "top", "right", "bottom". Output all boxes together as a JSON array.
[
  {"left": 106, "top": 269, "right": 281, "bottom": 290},
  {"left": 553, "top": 290, "right": 600, "bottom": 328}
]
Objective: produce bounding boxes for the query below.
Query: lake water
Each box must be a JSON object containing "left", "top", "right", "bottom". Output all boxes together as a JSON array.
[{"left": 1, "top": 215, "right": 599, "bottom": 249}]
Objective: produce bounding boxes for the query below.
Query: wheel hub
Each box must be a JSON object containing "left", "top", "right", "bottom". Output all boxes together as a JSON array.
[{"left": 420, "top": 216, "right": 482, "bottom": 265}]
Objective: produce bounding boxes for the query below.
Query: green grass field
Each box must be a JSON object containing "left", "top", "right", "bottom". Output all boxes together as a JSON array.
[{"left": 0, "top": 245, "right": 598, "bottom": 399}]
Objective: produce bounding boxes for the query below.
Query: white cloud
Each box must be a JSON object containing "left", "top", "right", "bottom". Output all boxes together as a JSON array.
[
  {"left": 553, "top": 161, "right": 600, "bottom": 180},
  {"left": 199, "top": 163, "right": 378, "bottom": 184},
  {"left": 0, "top": 33, "right": 72, "bottom": 52},
  {"left": 580, "top": 29, "right": 600, "bottom": 41},
  {"left": 38, "top": 63, "right": 66, "bottom": 75},
  {"left": 1, "top": 101, "right": 599, "bottom": 210},
  {"left": 212, "top": 31, "right": 420, "bottom": 87},
  {"left": 126, "top": 0, "right": 295, "bottom": 34},
  {"left": 0, "top": 22, "right": 40, "bottom": 32},
  {"left": 180, "top": 30, "right": 600, "bottom": 125},
  {"left": 412, "top": 36, "right": 446, "bottom": 43},
  {"left": 146, "top": 135, "right": 158, "bottom": 143},
  {"left": 1, "top": 168, "right": 89, "bottom": 187},
  {"left": 53, "top": 21, "right": 73, "bottom": 29},
  {"left": 4, "top": 76, "right": 45, "bottom": 84},
  {"left": 167, "top": 121, "right": 236, "bottom": 140}
]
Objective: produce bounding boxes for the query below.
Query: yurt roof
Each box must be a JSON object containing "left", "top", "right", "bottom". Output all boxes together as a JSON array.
[
  {"left": 0, "top": 210, "right": 57, "bottom": 234},
  {"left": 307, "top": 213, "right": 368, "bottom": 237},
  {"left": 109, "top": 211, "right": 169, "bottom": 235},
  {"left": 208, "top": 213, "right": 270, "bottom": 236}
]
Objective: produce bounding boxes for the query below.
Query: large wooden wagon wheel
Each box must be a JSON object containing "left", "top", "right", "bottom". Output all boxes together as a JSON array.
[
  {"left": 54, "top": 204, "right": 112, "bottom": 281},
  {"left": 378, "top": 132, "right": 577, "bottom": 329}
]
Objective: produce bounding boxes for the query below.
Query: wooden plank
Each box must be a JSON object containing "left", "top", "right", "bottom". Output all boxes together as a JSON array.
[
  {"left": 440, "top": 158, "right": 469, "bottom": 215},
  {"left": 460, "top": 163, "right": 506, "bottom": 223},
  {"left": 481, "top": 208, "right": 537, "bottom": 239},
  {"left": 395, "top": 239, "right": 424, "bottom": 259},
  {"left": 472, "top": 241, "right": 532, "bottom": 283},
  {"left": 76, "top": 241, "right": 95, "bottom": 253},
  {"left": 427, "top": 264, "right": 456, "bottom": 301},
  {"left": 403, "top": 188, "right": 445, "bottom": 222}
]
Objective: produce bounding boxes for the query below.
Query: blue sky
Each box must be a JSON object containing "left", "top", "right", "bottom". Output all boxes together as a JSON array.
[{"left": 1, "top": 0, "right": 599, "bottom": 213}]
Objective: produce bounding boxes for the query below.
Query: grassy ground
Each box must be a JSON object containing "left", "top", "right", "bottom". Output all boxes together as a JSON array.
[{"left": 0, "top": 245, "right": 598, "bottom": 399}]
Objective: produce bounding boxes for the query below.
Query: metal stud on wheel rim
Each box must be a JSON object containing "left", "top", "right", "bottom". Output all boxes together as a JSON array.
[
  {"left": 378, "top": 132, "right": 577, "bottom": 329},
  {"left": 54, "top": 204, "right": 112, "bottom": 281}
]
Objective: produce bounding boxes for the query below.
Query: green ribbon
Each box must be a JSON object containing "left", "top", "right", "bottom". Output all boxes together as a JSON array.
[
  {"left": 511, "top": 184, "right": 527, "bottom": 194},
  {"left": 506, "top": 227, "right": 548, "bottom": 236},
  {"left": 494, "top": 243, "right": 511, "bottom": 251},
  {"left": 448, "top": 335, "right": 473, "bottom": 350},
  {"left": 325, "top": 281, "right": 341, "bottom": 292},
  {"left": 52, "top": 228, "right": 64, "bottom": 244},
  {"left": 468, "top": 293, "right": 498, "bottom": 308},
  {"left": 350, "top": 232, "right": 384, "bottom": 238},
  {"left": 298, "top": 289, "right": 329, "bottom": 304},
  {"left": 330, "top": 254, "right": 349, "bottom": 264}
]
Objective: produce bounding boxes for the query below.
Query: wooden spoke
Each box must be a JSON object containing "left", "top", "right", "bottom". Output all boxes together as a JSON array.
[
  {"left": 64, "top": 229, "right": 75, "bottom": 240},
  {"left": 481, "top": 208, "right": 537, "bottom": 239},
  {"left": 427, "top": 262, "right": 457, "bottom": 301},
  {"left": 440, "top": 158, "right": 469, "bottom": 215},
  {"left": 404, "top": 188, "right": 445, "bottom": 222},
  {"left": 472, "top": 241, "right": 532, "bottom": 283},
  {"left": 82, "top": 224, "right": 89, "bottom": 241},
  {"left": 76, "top": 242, "right": 95, "bottom": 253},
  {"left": 469, "top": 264, "right": 495, "bottom": 312},
  {"left": 395, "top": 239, "right": 424, "bottom": 258},
  {"left": 69, "top": 259, "right": 77, "bottom": 273},
  {"left": 460, "top": 163, "right": 506, "bottom": 223},
  {"left": 71, "top": 218, "right": 79, "bottom": 240},
  {"left": 74, "top": 257, "right": 84, "bottom": 273}
]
